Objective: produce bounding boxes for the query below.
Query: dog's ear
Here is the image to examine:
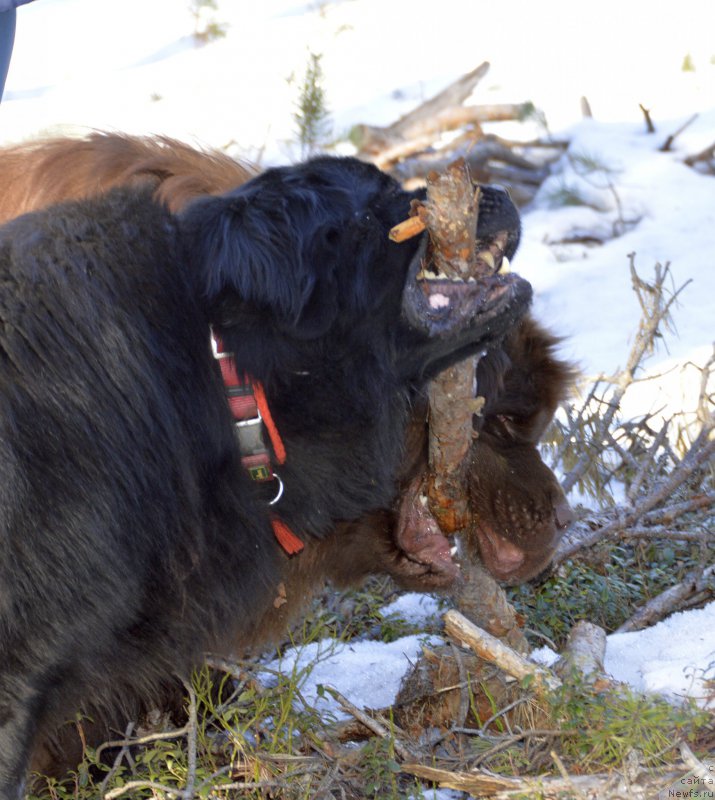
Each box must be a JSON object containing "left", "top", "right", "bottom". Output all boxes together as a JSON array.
[{"left": 182, "top": 192, "right": 340, "bottom": 339}]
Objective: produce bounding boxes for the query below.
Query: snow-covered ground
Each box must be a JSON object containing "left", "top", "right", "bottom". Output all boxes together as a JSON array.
[{"left": 2, "top": 0, "right": 713, "bottom": 744}]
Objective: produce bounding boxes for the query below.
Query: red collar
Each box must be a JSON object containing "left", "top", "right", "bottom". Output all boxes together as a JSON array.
[{"left": 212, "top": 331, "right": 303, "bottom": 555}]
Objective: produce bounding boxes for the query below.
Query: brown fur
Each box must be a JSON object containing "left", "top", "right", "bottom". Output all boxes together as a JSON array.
[
  {"left": 0, "top": 132, "right": 255, "bottom": 223},
  {"left": 468, "top": 317, "right": 575, "bottom": 580}
]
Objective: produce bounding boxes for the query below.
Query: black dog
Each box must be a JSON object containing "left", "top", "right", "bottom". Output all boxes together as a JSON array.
[{"left": 0, "top": 156, "right": 530, "bottom": 798}]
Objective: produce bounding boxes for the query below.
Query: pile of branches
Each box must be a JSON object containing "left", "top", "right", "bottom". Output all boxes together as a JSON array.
[
  {"left": 353, "top": 62, "right": 715, "bottom": 205},
  {"left": 550, "top": 257, "right": 714, "bottom": 631},
  {"left": 351, "top": 61, "right": 565, "bottom": 206}
]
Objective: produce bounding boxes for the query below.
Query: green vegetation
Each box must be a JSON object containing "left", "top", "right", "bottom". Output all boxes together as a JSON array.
[
  {"left": 550, "top": 674, "right": 710, "bottom": 769},
  {"left": 509, "top": 540, "right": 709, "bottom": 647},
  {"left": 189, "top": 0, "right": 228, "bottom": 46},
  {"left": 292, "top": 51, "right": 332, "bottom": 158}
]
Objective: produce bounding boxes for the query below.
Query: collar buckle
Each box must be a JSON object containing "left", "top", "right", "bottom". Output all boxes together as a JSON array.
[{"left": 210, "top": 329, "right": 302, "bottom": 555}]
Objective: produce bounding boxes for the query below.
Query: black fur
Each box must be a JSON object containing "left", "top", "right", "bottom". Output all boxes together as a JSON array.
[{"left": 0, "top": 156, "right": 529, "bottom": 797}]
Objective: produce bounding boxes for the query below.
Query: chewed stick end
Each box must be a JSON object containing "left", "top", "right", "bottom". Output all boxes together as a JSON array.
[{"left": 389, "top": 215, "right": 427, "bottom": 243}]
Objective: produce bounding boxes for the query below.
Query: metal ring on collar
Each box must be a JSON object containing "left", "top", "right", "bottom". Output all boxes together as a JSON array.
[{"left": 268, "top": 473, "right": 284, "bottom": 506}]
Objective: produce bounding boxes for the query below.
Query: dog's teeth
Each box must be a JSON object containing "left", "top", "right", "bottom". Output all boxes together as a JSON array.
[
  {"left": 419, "top": 494, "right": 428, "bottom": 507},
  {"left": 450, "top": 545, "right": 458, "bottom": 557},
  {"left": 481, "top": 251, "right": 496, "bottom": 271},
  {"left": 467, "top": 276, "right": 477, "bottom": 284},
  {"left": 498, "top": 256, "right": 511, "bottom": 274},
  {"left": 420, "top": 271, "right": 468, "bottom": 283}
]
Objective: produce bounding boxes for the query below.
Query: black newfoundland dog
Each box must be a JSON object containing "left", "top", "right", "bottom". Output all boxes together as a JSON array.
[{"left": 0, "top": 155, "right": 530, "bottom": 798}]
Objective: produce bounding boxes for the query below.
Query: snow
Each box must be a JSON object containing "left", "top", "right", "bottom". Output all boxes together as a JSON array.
[
  {"left": 605, "top": 603, "right": 715, "bottom": 707},
  {"left": 532, "top": 602, "right": 715, "bottom": 710},
  {"left": 263, "top": 633, "right": 442, "bottom": 720},
  {"left": 2, "top": 0, "right": 713, "bottom": 725},
  {"left": 381, "top": 592, "right": 443, "bottom": 626}
]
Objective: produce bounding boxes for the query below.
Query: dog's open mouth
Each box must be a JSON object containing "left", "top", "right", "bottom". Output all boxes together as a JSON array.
[{"left": 401, "top": 234, "right": 532, "bottom": 339}]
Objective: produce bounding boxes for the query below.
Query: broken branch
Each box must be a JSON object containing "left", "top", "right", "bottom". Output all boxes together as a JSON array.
[
  {"left": 554, "top": 621, "right": 610, "bottom": 684},
  {"left": 615, "top": 564, "right": 715, "bottom": 632},
  {"left": 389, "top": 214, "right": 426, "bottom": 243},
  {"left": 444, "top": 610, "right": 562, "bottom": 695},
  {"left": 322, "top": 686, "right": 415, "bottom": 761}
]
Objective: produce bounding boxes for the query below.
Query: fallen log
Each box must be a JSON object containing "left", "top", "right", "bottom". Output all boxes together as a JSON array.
[
  {"left": 390, "top": 135, "right": 549, "bottom": 184},
  {"left": 615, "top": 563, "right": 715, "bottom": 633},
  {"left": 401, "top": 761, "right": 689, "bottom": 798},
  {"left": 352, "top": 61, "right": 491, "bottom": 154},
  {"left": 370, "top": 103, "right": 534, "bottom": 169},
  {"left": 554, "top": 620, "right": 611, "bottom": 686}
]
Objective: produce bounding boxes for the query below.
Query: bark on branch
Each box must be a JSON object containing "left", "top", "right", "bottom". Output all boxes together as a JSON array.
[
  {"left": 444, "top": 610, "right": 561, "bottom": 696},
  {"left": 353, "top": 61, "right": 491, "bottom": 155},
  {"left": 401, "top": 762, "right": 691, "bottom": 798},
  {"left": 423, "top": 159, "right": 482, "bottom": 533},
  {"left": 616, "top": 563, "right": 715, "bottom": 632}
]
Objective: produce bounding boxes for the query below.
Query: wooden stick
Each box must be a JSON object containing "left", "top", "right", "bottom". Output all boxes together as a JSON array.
[
  {"left": 639, "top": 103, "right": 656, "bottom": 133},
  {"left": 422, "top": 159, "right": 481, "bottom": 531},
  {"left": 615, "top": 564, "right": 715, "bottom": 632},
  {"left": 554, "top": 621, "right": 608, "bottom": 682},
  {"left": 424, "top": 159, "right": 480, "bottom": 278},
  {"left": 401, "top": 762, "right": 687, "bottom": 798},
  {"left": 660, "top": 112, "right": 699, "bottom": 152},
  {"left": 389, "top": 215, "right": 426, "bottom": 243},
  {"left": 401, "top": 763, "right": 520, "bottom": 794},
  {"left": 452, "top": 558, "right": 530, "bottom": 653},
  {"left": 322, "top": 686, "right": 415, "bottom": 761},
  {"left": 444, "top": 610, "right": 562, "bottom": 695}
]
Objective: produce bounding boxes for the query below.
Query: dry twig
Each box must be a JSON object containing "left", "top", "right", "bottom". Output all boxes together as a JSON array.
[
  {"left": 444, "top": 610, "right": 561, "bottom": 696},
  {"left": 561, "top": 258, "right": 689, "bottom": 496},
  {"left": 616, "top": 563, "right": 715, "bottom": 632},
  {"left": 322, "top": 686, "right": 416, "bottom": 761},
  {"left": 660, "top": 113, "right": 699, "bottom": 152}
]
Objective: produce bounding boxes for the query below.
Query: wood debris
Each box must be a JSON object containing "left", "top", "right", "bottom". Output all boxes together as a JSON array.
[{"left": 354, "top": 61, "right": 564, "bottom": 206}]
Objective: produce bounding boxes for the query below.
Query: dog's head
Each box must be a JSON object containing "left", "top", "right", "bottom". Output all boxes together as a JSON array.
[{"left": 180, "top": 156, "right": 531, "bottom": 382}]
